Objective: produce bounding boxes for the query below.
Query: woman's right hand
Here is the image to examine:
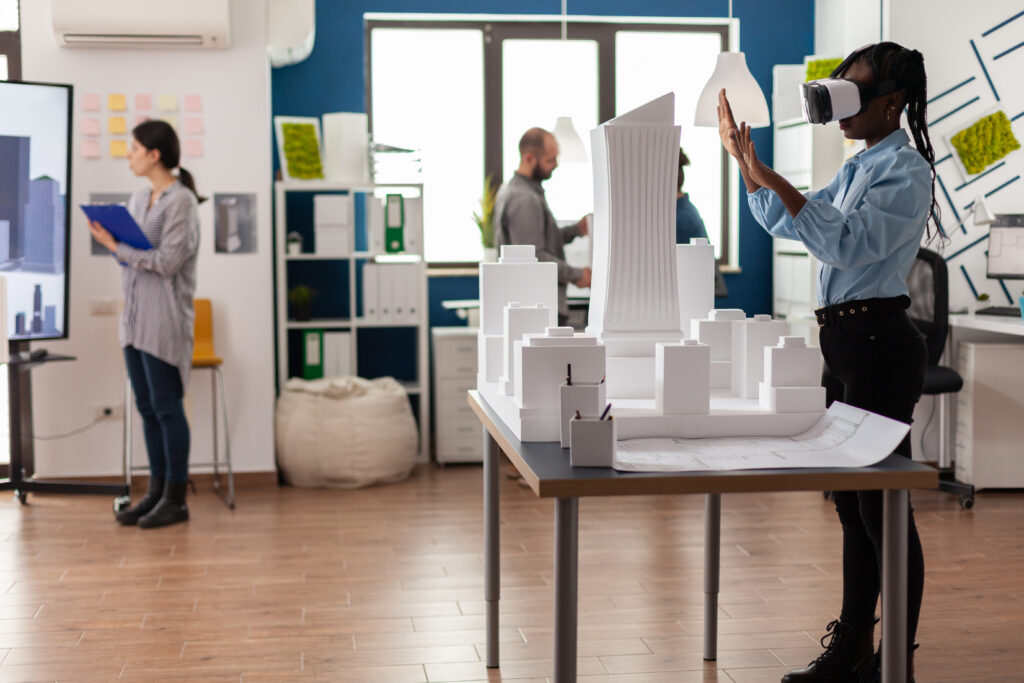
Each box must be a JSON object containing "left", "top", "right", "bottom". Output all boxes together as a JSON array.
[{"left": 717, "top": 89, "right": 744, "bottom": 161}]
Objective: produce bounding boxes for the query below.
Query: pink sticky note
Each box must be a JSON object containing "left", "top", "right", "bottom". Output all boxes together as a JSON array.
[
  {"left": 185, "top": 139, "right": 204, "bottom": 158},
  {"left": 135, "top": 114, "right": 150, "bottom": 126},
  {"left": 82, "top": 93, "right": 101, "bottom": 111},
  {"left": 135, "top": 94, "right": 152, "bottom": 111},
  {"left": 184, "top": 94, "right": 203, "bottom": 112},
  {"left": 185, "top": 117, "right": 203, "bottom": 135},
  {"left": 82, "top": 118, "right": 101, "bottom": 136},
  {"left": 82, "top": 139, "right": 101, "bottom": 159}
]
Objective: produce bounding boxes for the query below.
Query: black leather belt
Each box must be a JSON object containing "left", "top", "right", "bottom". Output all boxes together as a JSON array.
[{"left": 814, "top": 295, "right": 911, "bottom": 327}]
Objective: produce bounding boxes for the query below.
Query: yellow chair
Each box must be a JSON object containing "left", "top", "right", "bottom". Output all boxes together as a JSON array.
[{"left": 120, "top": 299, "right": 235, "bottom": 509}]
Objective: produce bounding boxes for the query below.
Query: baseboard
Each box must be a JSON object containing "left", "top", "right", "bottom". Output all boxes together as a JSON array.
[{"left": 28, "top": 471, "right": 279, "bottom": 488}]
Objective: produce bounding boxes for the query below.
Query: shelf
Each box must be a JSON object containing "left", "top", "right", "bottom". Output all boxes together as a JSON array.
[
  {"left": 286, "top": 253, "right": 356, "bottom": 260},
  {"left": 284, "top": 252, "right": 422, "bottom": 261},
  {"left": 356, "top": 319, "right": 422, "bottom": 328},
  {"left": 287, "top": 319, "right": 353, "bottom": 329},
  {"left": 276, "top": 180, "right": 423, "bottom": 192}
]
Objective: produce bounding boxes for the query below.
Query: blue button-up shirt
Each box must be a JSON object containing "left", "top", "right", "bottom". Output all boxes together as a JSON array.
[{"left": 749, "top": 129, "right": 931, "bottom": 306}]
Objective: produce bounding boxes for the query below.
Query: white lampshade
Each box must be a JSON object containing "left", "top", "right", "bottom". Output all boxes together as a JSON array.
[
  {"left": 971, "top": 195, "right": 996, "bottom": 226},
  {"left": 552, "top": 116, "right": 587, "bottom": 163},
  {"left": 693, "top": 51, "right": 770, "bottom": 128}
]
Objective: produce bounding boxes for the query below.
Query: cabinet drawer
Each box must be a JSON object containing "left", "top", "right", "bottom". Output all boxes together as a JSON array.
[{"left": 434, "top": 338, "right": 478, "bottom": 378}]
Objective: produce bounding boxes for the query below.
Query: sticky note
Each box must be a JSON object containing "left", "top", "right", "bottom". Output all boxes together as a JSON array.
[
  {"left": 108, "top": 94, "right": 127, "bottom": 111},
  {"left": 160, "top": 116, "right": 178, "bottom": 130},
  {"left": 82, "top": 140, "right": 101, "bottom": 159},
  {"left": 82, "top": 118, "right": 101, "bottom": 136},
  {"left": 184, "top": 94, "right": 203, "bottom": 112},
  {"left": 185, "top": 139, "right": 204, "bottom": 158},
  {"left": 185, "top": 117, "right": 203, "bottom": 135},
  {"left": 158, "top": 94, "right": 178, "bottom": 111},
  {"left": 135, "top": 114, "right": 150, "bottom": 126},
  {"left": 110, "top": 140, "right": 128, "bottom": 158},
  {"left": 82, "top": 93, "right": 101, "bottom": 111},
  {"left": 135, "top": 94, "right": 152, "bottom": 111},
  {"left": 108, "top": 116, "right": 127, "bottom": 134}
]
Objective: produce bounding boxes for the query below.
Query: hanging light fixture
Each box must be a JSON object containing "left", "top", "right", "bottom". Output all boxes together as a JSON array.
[
  {"left": 693, "top": 0, "right": 770, "bottom": 128},
  {"left": 551, "top": 0, "right": 588, "bottom": 162}
]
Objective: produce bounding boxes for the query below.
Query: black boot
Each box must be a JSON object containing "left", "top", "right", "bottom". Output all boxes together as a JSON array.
[
  {"left": 781, "top": 619, "right": 875, "bottom": 683},
  {"left": 858, "top": 643, "right": 917, "bottom": 683},
  {"left": 138, "top": 481, "right": 189, "bottom": 529},
  {"left": 114, "top": 477, "right": 164, "bottom": 525}
]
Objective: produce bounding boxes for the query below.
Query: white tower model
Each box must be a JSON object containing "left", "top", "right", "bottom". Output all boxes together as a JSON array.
[{"left": 587, "top": 93, "right": 683, "bottom": 398}]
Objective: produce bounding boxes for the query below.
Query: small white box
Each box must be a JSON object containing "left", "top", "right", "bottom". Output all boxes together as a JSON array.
[
  {"left": 656, "top": 340, "right": 711, "bottom": 415},
  {"left": 710, "top": 360, "right": 731, "bottom": 389},
  {"left": 500, "top": 303, "right": 551, "bottom": 396},
  {"left": 676, "top": 239, "right": 715, "bottom": 338},
  {"left": 763, "top": 336, "right": 822, "bottom": 387},
  {"left": 692, "top": 308, "right": 745, "bottom": 359},
  {"left": 570, "top": 415, "right": 616, "bottom": 467},
  {"left": 314, "top": 224, "right": 351, "bottom": 256},
  {"left": 313, "top": 194, "right": 352, "bottom": 225},
  {"left": 732, "top": 315, "right": 789, "bottom": 399},
  {"left": 560, "top": 381, "right": 606, "bottom": 448},
  {"left": 758, "top": 384, "right": 826, "bottom": 412}
]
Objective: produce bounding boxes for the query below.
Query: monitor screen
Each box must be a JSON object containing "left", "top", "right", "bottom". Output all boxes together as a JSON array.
[
  {"left": 987, "top": 215, "right": 1024, "bottom": 280},
  {"left": 0, "top": 80, "right": 72, "bottom": 341}
]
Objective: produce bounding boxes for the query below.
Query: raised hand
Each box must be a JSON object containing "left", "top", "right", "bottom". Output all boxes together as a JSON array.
[
  {"left": 717, "top": 89, "right": 743, "bottom": 160},
  {"left": 739, "top": 122, "right": 776, "bottom": 188}
]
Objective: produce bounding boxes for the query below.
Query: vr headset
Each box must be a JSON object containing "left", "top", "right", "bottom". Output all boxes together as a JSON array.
[{"left": 800, "top": 77, "right": 900, "bottom": 124}]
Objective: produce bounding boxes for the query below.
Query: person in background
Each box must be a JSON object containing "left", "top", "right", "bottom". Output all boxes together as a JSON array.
[
  {"left": 88, "top": 120, "right": 203, "bottom": 530},
  {"left": 719, "top": 41, "right": 937, "bottom": 683},
  {"left": 676, "top": 147, "right": 710, "bottom": 244},
  {"left": 494, "top": 127, "right": 590, "bottom": 327}
]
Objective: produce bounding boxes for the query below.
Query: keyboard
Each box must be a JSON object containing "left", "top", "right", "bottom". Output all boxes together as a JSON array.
[{"left": 974, "top": 305, "right": 1022, "bottom": 317}]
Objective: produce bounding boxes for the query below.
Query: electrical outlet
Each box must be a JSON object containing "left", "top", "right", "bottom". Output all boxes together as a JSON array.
[{"left": 94, "top": 404, "right": 125, "bottom": 421}]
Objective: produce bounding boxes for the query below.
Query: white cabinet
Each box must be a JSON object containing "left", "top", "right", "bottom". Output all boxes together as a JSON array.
[
  {"left": 432, "top": 327, "right": 481, "bottom": 464},
  {"left": 954, "top": 342, "right": 1024, "bottom": 490}
]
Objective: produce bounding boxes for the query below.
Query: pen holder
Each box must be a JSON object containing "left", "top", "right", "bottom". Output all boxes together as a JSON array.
[
  {"left": 559, "top": 382, "right": 605, "bottom": 448},
  {"left": 569, "top": 415, "right": 616, "bottom": 468}
]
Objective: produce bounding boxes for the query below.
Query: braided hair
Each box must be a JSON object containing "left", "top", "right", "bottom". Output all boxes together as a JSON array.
[{"left": 833, "top": 42, "right": 942, "bottom": 242}]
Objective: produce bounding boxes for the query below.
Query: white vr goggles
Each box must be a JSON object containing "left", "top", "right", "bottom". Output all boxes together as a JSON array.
[{"left": 800, "top": 77, "right": 899, "bottom": 124}]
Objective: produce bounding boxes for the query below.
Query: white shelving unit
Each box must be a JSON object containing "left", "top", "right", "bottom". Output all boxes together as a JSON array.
[{"left": 274, "top": 180, "right": 430, "bottom": 462}]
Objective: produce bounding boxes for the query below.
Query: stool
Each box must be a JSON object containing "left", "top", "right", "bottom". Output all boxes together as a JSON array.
[{"left": 121, "top": 299, "right": 235, "bottom": 509}]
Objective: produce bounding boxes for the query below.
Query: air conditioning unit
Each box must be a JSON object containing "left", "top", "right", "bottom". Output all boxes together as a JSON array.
[{"left": 52, "top": 0, "right": 230, "bottom": 49}]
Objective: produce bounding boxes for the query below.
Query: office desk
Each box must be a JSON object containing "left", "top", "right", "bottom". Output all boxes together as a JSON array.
[
  {"left": 469, "top": 390, "right": 937, "bottom": 683},
  {"left": 950, "top": 311, "right": 1024, "bottom": 337}
]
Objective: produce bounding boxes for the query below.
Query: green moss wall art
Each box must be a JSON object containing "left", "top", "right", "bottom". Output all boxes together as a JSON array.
[
  {"left": 805, "top": 57, "right": 843, "bottom": 82},
  {"left": 950, "top": 110, "right": 1021, "bottom": 176},
  {"left": 274, "top": 116, "right": 325, "bottom": 181}
]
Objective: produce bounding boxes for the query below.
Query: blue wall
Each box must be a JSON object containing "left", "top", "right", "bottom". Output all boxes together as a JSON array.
[{"left": 271, "top": 0, "right": 815, "bottom": 321}]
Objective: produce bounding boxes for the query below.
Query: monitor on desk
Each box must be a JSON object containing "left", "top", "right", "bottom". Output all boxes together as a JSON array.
[{"left": 987, "top": 215, "right": 1024, "bottom": 280}]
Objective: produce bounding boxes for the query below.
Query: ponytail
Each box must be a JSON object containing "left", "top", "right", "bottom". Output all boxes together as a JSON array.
[{"left": 178, "top": 167, "right": 207, "bottom": 204}]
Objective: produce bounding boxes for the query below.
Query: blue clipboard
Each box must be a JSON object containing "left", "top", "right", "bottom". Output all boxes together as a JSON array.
[{"left": 80, "top": 204, "right": 152, "bottom": 250}]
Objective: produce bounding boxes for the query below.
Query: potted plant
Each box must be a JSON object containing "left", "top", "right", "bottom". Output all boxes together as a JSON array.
[
  {"left": 473, "top": 174, "right": 498, "bottom": 262},
  {"left": 288, "top": 284, "right": 317, "bottom": 321}
]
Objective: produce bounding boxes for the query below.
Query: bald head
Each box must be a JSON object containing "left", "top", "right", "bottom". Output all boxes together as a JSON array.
[{"left": 518, "top": 127, "right": 559, "bottom": 182}]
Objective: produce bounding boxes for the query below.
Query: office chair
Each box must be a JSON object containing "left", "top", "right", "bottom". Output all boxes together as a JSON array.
[{"left": 906, "top": 248, "right": 975, "bottom": 509}]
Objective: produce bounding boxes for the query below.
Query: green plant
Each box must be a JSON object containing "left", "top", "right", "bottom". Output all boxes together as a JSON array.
[
  {"left": 281, "top": 122, "right": 324, "bottom": 179},
  {"left": 805, "top": 57, "right": 843, "bottom": 82},
  {"left": 288, "top": 284, "right": 317, "bottom": 320},
  {"left": 472, "top": 174, "right": 498, "bottom": 249},
  {"left": 976, "top": 292, "right": 990, "bottom": 302},
  {"left": 951, "top": 111, "right": 1021, "bottom": 175}
]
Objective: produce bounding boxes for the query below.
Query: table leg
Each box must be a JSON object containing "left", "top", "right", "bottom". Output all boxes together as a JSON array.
[
  {"left": 882, "top": 489, "right": 908, "bottom": 683},
  {"left": 484, "top": 428, "right": 500, "bottom": 668},
  {"left": 554, "top": 497, "right": 579, "bottom": 683},
  {"left": 704, "top": 493, "right": 721, "bottom": 661}
]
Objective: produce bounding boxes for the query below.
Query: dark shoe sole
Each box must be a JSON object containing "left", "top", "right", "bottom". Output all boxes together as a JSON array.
[{"left": 138, "top": 508, "right": 189, "bottom": 529}]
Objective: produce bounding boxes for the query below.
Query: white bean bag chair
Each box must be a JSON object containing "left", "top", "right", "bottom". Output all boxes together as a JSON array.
[{"left": 276, "top": 376, "right": 418, "bottom": 488}]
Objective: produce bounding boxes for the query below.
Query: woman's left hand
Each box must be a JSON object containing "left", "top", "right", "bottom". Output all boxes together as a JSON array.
[
  {"left": 739, "top": 123, "right": 780, "bottom": 189},
  {"left": 88, "top": 220, "right": 118, "bottom": 253}
]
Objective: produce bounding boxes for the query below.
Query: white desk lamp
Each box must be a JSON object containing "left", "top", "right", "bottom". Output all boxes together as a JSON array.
[{"left": 950, "top": 195, "right": 996, "bottom": 235}]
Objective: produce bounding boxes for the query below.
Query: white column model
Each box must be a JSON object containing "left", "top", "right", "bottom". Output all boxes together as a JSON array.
[{"left": 587, "top": 93, "right": 683, "bottom": 398}]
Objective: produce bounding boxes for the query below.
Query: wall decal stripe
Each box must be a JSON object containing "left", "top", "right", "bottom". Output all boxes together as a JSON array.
[
  {"left": 953, "top": 161, "right": 1007, "bottom": 191},
  {"left": 936, "top": 173, "right": 962, "bottom": 229},
  {"left": 984, "top": 174, "right": 1021, "bottom": 199},
  {"left": 993, "top": 40, "right": 1024, "bottom": 60},
  {"left": 928, "top": 76, "right": 975, "bottom": 104},
  {"left": 998, "top": 278, "right": 1014, "bottom": 305},
  {"left": 960, "top": 264, "right": 979, "bottom": 298},
  {"left": 1012, "top": 111, "right": 1024, "bottom": 122},
  {"left": 970, "top": 39, "right": 1000, "bottom": 100},
  {"left": 930, "top": 96, "right": 981, "bottom": 126},
  {"left": 936, "top": 153, "right": 953, "bottom": 165},
  {"left": 982, "top": 10, "right": 1024, "bottom": 37},
  {"left": 946, "top": 233, "right": 989, "bottom": 261}
]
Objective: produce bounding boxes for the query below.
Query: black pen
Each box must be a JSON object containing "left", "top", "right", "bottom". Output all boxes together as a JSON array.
[
  {"left": 599, "top": 403, "right": 612, "bottom": 421},
  {"left": 574, "top": 409, "right": 581, "bottom": 420},
  {"left": 567, "top": 363, "right": 572, "bottom": 386}
]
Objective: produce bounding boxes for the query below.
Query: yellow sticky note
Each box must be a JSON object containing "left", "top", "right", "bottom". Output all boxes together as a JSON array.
[
  {"left": 108, "top": 116, "right": 126, "bottom": 134},
  {"left": 108, "top": 94, "right": 127, "bottom": 111},
  {"left": 158, "top": 94, "right": 178, "bottom": 112},
  {"left": 110, "top": 139, "right": 128, "bottom": 158}
]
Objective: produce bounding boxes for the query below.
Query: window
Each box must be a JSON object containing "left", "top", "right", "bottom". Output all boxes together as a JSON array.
[
  {"left": 0, "top": 0, "right": 15, "bottom": 467},
  {"left": 368, "top": 16, "right": 730, "bottom": 265}
]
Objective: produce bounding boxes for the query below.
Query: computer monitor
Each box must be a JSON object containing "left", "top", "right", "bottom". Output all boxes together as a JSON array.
[
  {"left": 0, "top": 80, "right": 72, "bottom": 341},
  {"left": 987, "top": 215, "right": 1024, "bottom": 280}
]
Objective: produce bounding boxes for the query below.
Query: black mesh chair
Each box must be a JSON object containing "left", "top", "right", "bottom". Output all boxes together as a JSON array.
[{"left": 906, "top": 247, "right": 975, "bottom": 509}]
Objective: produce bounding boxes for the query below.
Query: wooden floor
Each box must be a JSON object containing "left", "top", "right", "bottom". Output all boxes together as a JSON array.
[{"left": 1, "top": 463, "right": 1022, "bottom": 682}]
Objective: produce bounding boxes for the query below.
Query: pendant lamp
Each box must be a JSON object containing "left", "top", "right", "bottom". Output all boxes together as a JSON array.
[
  {"left": 551, "top": 0, "right": 588, "bottom": 162},
  {"left": 693, "top": 0, "right": 770, "bottom": 128}
]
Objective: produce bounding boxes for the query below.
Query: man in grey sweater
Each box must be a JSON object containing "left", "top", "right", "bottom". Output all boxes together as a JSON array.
[{"left": 494, "top": 127, "right": 591, "bottom": 326}]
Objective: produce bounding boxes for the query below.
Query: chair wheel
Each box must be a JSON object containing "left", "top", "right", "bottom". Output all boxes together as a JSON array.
[
  {"left": 958, "top": 495, "right": 974, "bottom": 510},
  {"left": 113, "top": 495, "right": 132, "bottom": 512}
]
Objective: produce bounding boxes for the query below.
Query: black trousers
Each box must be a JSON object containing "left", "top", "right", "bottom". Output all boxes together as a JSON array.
[{"left": 819, "top": 309, "right": 927, "bottom": 644}]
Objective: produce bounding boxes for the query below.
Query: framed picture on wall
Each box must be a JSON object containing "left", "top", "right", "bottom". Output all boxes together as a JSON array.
[
  {"left": 944, "top": 108, "right": 1021, "bottom": 182},
  {"left": 273, "top": 116, "right": 324, "bottom": 181}
]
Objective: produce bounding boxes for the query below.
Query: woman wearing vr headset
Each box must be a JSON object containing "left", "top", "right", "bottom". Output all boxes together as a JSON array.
[{"left": 718, "top": 42, "right": 939, "bottom": 683}]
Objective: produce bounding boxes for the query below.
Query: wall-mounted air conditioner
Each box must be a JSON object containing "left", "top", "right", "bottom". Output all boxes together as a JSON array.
[
  {"left": 267, "top": 0, "right": 315, "bottom": 67},
  {"left": 52, "top": 0, "right": 230, "bottom": 49}
]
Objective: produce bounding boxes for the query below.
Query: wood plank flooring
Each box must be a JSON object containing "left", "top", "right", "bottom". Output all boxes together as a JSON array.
[{"left": 1, "top": 462, "right": 1022, "bottom": 682}]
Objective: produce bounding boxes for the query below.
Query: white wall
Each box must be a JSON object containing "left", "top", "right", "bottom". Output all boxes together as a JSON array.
[{"left": 20, "top": 0, "right": 275, "bottom": 476}]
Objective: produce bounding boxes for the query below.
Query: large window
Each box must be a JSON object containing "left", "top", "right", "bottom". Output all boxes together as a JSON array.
[{"left": 367, "top": 16, "right": 729, "bottom": 265}]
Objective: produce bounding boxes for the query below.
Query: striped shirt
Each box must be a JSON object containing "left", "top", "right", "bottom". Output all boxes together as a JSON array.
[{"left": 116, "top": 180, "right": 200, "bottom": 385}]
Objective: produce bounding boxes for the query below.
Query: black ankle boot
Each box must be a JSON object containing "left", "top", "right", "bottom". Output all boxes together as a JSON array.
[
  {"left": 858, "top": 643, "right": 917, "bottom": 683},
  {"left": 114, "top": 477, "right": 164, "bottom": 525},
  {"left": 781, "top": 619, "right": 875, "bottom": 683},
  {"left": 138, "top": 481, "right": 189, "bottom": 529}
]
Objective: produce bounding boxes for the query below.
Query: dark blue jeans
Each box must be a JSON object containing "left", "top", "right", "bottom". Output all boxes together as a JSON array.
[{"left": 124, "top": 346, "right": 190, "bottom": 484}]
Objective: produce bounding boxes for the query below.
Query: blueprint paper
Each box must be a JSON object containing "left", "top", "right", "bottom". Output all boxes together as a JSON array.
[{"left": 613, "top": 402, "right": 909, "bottom": 472}]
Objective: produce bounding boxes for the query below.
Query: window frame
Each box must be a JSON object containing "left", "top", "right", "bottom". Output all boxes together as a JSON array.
[{"left": 365, "top": 16, "right": 731, "bottom": 268}]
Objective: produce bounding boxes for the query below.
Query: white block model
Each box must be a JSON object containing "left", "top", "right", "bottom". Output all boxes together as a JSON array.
[
  {"left": 731, "top": 315, "right": 790, "bottom": 399},
  {"left": 656, "top": 340, "right": 711, "bottom": 415},
  {"left": 758, "top": 335, "right": 826, "bottom": 413},
  {"left": 499, "top": 302, "right": 551, "bottom": 396},
  {"left": 477, "top": 245, "right": 557, "bottom": 388},
  {"left": 515, "top": 327, "right": 606, "bottom": 411},
  {"left": 676, "top": 239, "right": 715, "bottom": 339},
  {"left": 587, "top": 92, "right": 683, "bottom": 398},
  {"left": 693, "top": 308, "right": 745, "bottom": 389}
]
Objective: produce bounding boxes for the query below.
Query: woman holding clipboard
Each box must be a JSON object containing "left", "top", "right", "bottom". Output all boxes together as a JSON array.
[{"left": 88, "top": 120, "right": 204, "bottom": 529}]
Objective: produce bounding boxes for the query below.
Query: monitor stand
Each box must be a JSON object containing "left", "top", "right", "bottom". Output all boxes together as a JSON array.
[{"left": 1, "top": 339, "right": 129, "bottom": 504}]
